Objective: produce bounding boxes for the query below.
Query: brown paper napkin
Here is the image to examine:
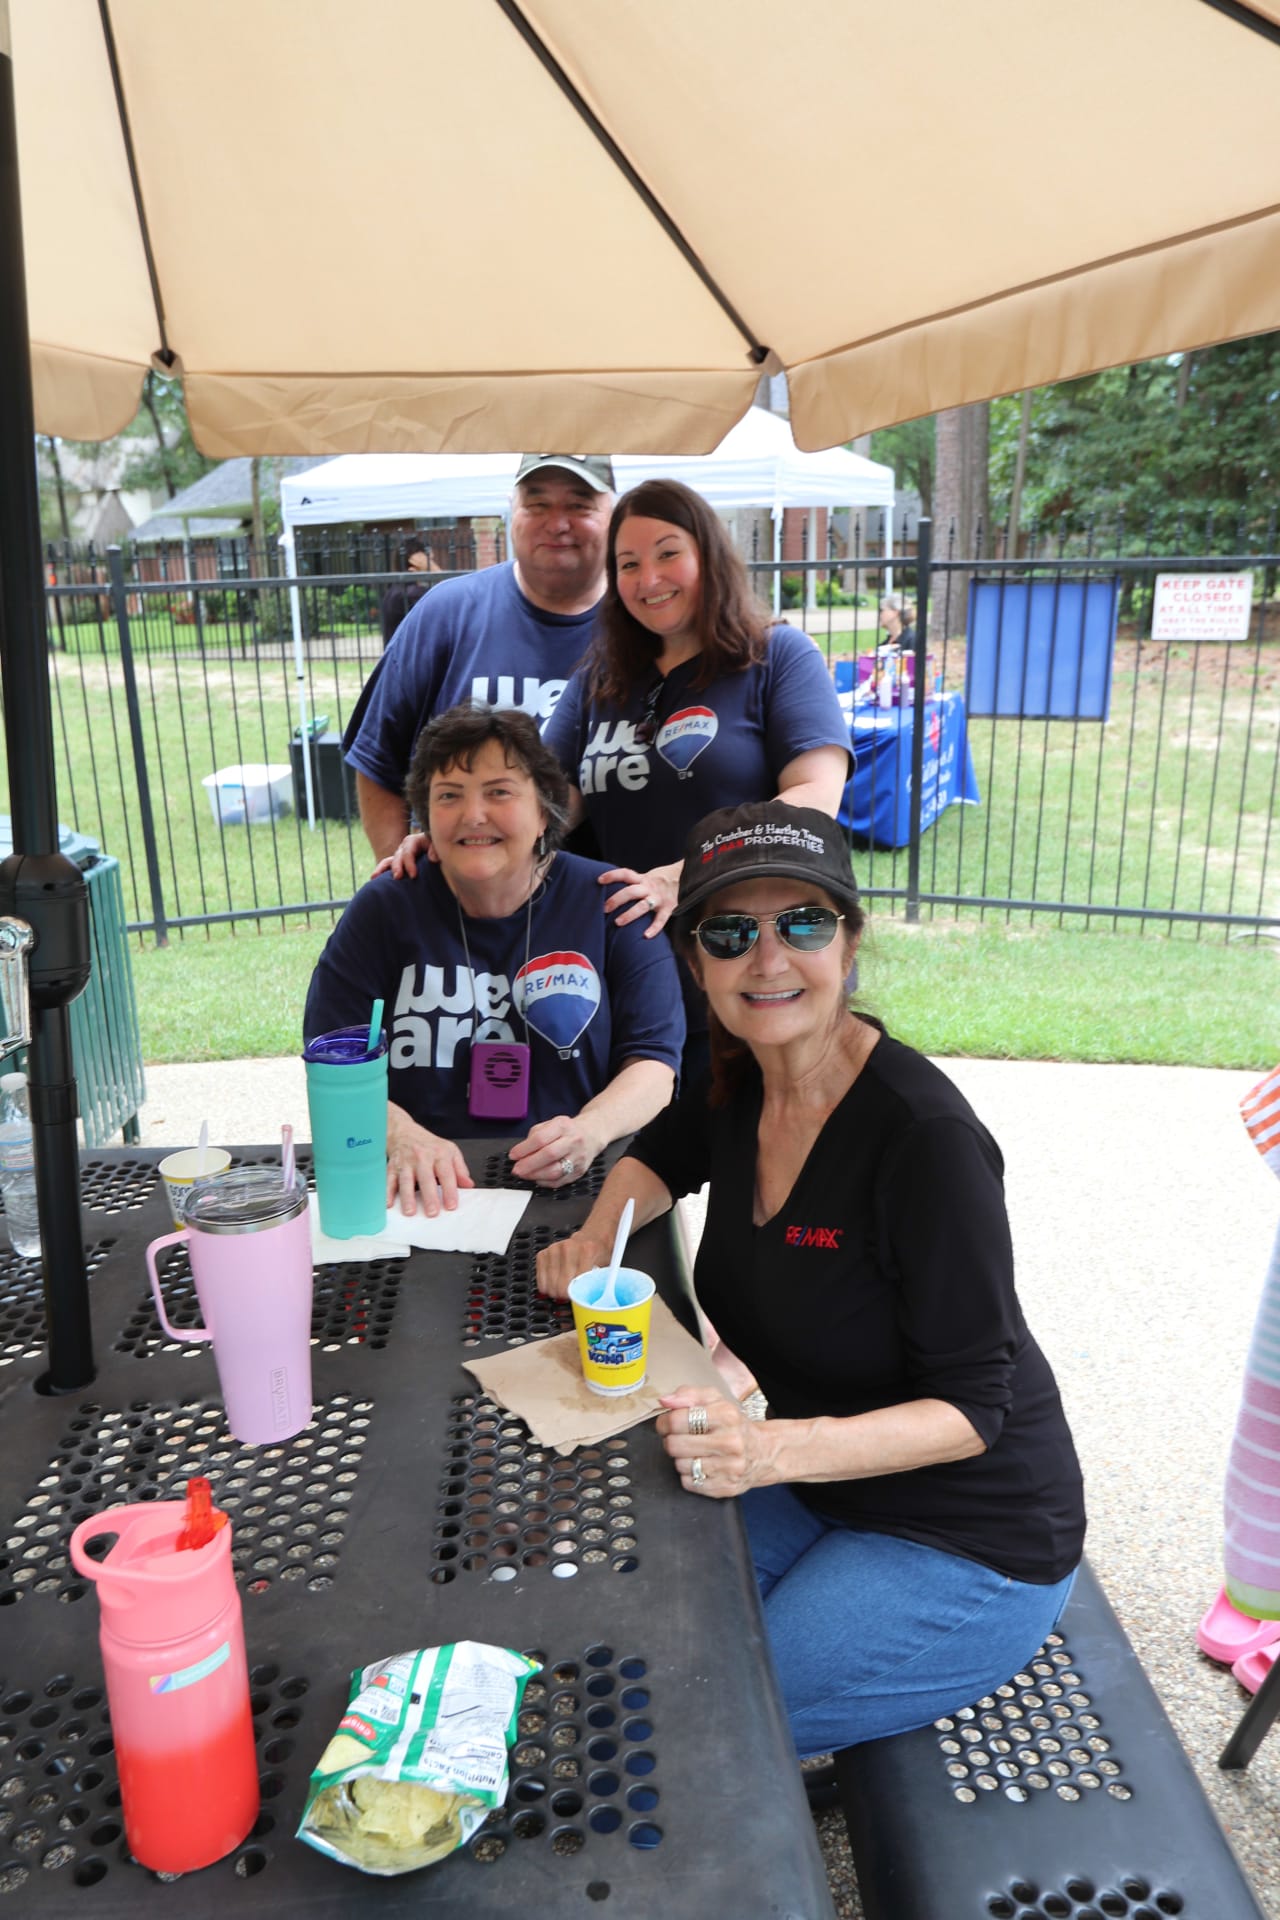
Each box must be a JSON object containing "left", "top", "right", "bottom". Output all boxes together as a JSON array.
[{"left": 462, "top": 1297, "right": 727, "bottom": 1453}]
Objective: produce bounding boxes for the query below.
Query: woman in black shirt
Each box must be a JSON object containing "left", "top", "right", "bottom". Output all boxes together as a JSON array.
[{"left": 537, "top": 798, "right": 1084, "bottom": 1754}]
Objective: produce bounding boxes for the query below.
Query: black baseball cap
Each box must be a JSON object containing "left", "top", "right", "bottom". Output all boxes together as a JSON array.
[
  {"left": 514, "top": 453, "right": 616, "bottom": 494},
  {"left": 673, "top": 801, "right": 860, "bottom": 927}
]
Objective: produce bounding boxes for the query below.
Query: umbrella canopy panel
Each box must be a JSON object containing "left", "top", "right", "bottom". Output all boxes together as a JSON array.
[{"left": 13, "top": 0, "right": 1280, "bottom": 456}]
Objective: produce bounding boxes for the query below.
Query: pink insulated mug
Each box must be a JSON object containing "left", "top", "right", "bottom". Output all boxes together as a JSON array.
[{"left": 146, "top": 1166, "right": 314, "bottom": 1445}]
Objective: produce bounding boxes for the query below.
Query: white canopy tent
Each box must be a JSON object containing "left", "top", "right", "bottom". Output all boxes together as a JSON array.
[
  {"left": 277, "top": 408, "right": 896, "bottom": 824},
  {"left": 280, "top": 407, "right": 895, "bottom": 522},
  {"left": 279, "top": 405, "right": 898, "bottom": 580},
  {"left": 282, "top": 397, "right": 901, "bottom": 591},
  {"left": 280, "top": 405, "right": 898, "bottom": 526}
]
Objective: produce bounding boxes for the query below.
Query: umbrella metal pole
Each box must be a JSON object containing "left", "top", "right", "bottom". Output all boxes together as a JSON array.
[{"left": 0, "top": 32, "right": 95, "bottom": 1390}]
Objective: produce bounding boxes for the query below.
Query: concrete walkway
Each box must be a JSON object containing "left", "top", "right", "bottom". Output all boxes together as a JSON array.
[{"left": 131, "top": 1055, "right": 1280, "bottom": 1915}]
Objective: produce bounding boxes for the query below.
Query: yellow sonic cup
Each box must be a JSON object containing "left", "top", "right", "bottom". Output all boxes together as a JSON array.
[
  {"left": 567, "top": 1267, "right": 656, "bottom": 1397},
  {"left": 158, "top": 1147, "right": 233, "bottom": 1228}
]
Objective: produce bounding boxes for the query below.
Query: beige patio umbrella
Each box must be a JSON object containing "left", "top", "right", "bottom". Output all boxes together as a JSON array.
[
  {"left": 12, "top": 0, "right": 1280, "bottom": 459},
  {"left": 3, "top": 0, "right": 1280, "bottom": 1391}
]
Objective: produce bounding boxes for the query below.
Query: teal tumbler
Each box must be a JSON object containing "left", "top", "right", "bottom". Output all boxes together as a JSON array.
[{"left": 303, "top": 1026, "right": 389, "bottom": 1238}]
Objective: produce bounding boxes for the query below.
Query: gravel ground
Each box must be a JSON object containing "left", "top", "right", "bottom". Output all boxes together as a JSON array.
[{"left": 137, "top": 1054, "right": 1280, "bottom": 1916}]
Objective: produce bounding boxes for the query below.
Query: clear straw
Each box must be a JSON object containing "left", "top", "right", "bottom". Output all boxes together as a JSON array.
[
  {"left": 281, "top": 1123, "right": 295, "bottom": 1194},
  {"left": 367, "top": 998, "right": 385, "bottom": 1055}
]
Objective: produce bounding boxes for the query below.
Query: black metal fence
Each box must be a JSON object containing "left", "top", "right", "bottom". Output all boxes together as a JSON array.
[{"left": 7, "top": 526, "right": 1278, "bottom": 944}]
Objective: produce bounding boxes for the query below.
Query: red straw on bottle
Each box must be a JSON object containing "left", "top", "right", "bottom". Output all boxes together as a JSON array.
[{"left": 175, "top": 1476, "right": 227, "bottom": 1551}]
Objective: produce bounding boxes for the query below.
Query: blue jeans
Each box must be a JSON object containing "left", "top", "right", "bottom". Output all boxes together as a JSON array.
[{"left": 742, "top": 1484, "right": 1077, "bottom": 1758}]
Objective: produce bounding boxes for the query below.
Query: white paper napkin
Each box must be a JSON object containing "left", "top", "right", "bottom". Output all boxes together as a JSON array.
[{"left": 307, "top": 1186, "right": 532, "bottom": 1263}]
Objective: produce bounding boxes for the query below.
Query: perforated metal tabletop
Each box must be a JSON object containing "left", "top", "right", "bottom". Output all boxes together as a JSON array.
[{"left": 0, "top": 1146, "right": 834, "bottom": 1918}]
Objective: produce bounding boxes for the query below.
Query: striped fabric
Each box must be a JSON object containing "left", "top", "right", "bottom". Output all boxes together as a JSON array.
[
  {"left": 1223, "top": 1065, "right": 1280, "bottom": 1615},
  {"left": 1242, "top": 1064, "right": 1280, "bottom": 1174}
]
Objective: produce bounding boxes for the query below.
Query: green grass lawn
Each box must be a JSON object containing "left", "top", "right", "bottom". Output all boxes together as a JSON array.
[
  {"left": 42, "top": 630, "right": 378, "bottom": 932},
  {"left": 33, "top": 627, "right": 1278, "bottom": 937},
  {"left": 7, "top": 608, "right": 1278, "bottom": 1073},
  {"left": 128, "top": 912, "right": 1280, "bottom": 1071}
]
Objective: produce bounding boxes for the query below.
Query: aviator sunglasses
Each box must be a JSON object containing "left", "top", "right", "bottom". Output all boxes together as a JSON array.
[
  {"left": 693, "top": 905, "right": 845, "bottom": 961},
  {"left": 634, "top": 676, "right": 666, "bottom": 746}
]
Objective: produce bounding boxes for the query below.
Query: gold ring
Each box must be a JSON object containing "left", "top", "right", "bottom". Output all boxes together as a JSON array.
[{"left": 687, "top": 1405, "right": 708, "bottom": 1436}]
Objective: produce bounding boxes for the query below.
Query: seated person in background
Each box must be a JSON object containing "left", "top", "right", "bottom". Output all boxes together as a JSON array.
[
  {"left": 538, "top": 799, "right": 1084, "bottom": 1754},
  {"left": 878, "top": 590, "right": 916, "bottom": 653},
  {"left": 305, "top": 704, "right": 684, "bottom": 1216}
]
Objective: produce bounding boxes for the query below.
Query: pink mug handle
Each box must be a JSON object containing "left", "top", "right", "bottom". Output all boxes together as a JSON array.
[{"left": 145, "top": 1228, "right": 211, "bottom": 1344}]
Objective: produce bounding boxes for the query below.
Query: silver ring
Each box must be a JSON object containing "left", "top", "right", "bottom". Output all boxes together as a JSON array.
[
  {"left": 645, "top": 896, "right": 658, "bottom": 912},
  {"left": 559, "top": 1156, "right": 575, "bottom": 1178},
  {"left": 690, "top": 1457, "right": 706, "bottom": 1485},
  {"left": 687, "top": 1405, "right": 708, "bottom": 1436}
]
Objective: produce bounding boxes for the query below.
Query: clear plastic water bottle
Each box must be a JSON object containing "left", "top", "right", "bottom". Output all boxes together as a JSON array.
[{"left": 0, "top": 1070, "right": 41, "bottom": 1258}]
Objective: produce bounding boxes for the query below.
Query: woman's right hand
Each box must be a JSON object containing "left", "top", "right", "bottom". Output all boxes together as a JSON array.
[
  {"left": 536, "top": 1226, "right": 613, "bottom": 1301},
  {"left": 386, "top": 1104, "right": 475, "bottom": 1217},
  {"left": 371, "top": 831, "right": 432, "bottom": 881}
]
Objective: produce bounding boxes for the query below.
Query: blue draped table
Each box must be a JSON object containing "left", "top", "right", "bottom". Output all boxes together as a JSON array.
[{"left": 837, "top": 690, "right": 980, "bottom": 849}]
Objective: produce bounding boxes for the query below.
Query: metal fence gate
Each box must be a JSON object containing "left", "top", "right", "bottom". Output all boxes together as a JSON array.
[{"left": 9, "top": 527, "right": 1278, "bottom": 944}]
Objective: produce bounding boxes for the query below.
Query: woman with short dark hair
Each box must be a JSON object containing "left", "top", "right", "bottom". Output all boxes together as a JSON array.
[{"left": 305, "top": 703, "right": 684, "bottom": 1214}]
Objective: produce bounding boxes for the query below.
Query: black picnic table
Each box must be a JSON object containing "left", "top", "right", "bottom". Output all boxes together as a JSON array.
[{"left": 0, "top": 1141, "right": 836, "bottom": 1918}]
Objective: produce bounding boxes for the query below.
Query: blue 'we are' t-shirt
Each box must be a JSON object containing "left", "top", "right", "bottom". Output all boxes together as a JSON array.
[
  {"left": 542, "top": 624, "right": 851, "bottom": 876},
  {"left": 303, "top": 853, "right": 685, "bottom": 1139},
  {"left": 543, "top": 625, "right": 851, "bottom": 1030},
  {"left": 344, "top": 563, "right": 598, "bottom": 796}
]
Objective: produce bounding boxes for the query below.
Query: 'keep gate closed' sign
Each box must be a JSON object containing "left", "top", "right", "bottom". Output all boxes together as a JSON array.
[{"left": 1151, "top": 573, "right": 1253, "bottom": 641}]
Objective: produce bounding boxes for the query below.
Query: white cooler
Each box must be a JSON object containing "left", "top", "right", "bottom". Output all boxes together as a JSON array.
[{"left": 201, "top": 763, "right": 293, "bottom": 825}]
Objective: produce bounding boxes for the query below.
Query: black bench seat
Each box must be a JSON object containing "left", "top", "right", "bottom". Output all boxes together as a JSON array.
[{"left": 835, "top": 1558, "right": 1267, "bottom": 1920}]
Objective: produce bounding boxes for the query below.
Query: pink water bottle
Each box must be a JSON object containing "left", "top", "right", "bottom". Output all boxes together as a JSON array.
[{"left": 69, "top": 1481, "right": 260, "bottom": 1873}]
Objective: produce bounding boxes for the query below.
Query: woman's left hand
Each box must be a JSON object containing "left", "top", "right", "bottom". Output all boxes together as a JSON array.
[
  {"left": 599, "top": 861, "right": 682, "bottom": 935},
  {"left": 508, "top": 1114, "right": 605, "bottom": 1189},
  {"left": 656, "top": 1386, "right": 776, "bottom": 1499}
]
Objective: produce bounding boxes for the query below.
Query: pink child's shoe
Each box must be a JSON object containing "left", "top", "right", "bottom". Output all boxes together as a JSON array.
[
  {"left": 1231, "top": 1640, "right": 1280, "bottom": 1695},
  {"left": 1197, "top": 1586, "right": 1280, "bottom": 1664}
]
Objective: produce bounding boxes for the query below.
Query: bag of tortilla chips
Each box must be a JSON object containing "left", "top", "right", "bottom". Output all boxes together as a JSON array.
[{"left": 297, "top": 1641, "right": 540, "bottom": 1874}]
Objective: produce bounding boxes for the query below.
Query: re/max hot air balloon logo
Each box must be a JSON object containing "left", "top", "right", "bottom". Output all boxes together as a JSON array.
[
  {"left": 514, "top": 952, "right": 602, "bottom": 1054},
  {"left": 653, "top": 707, "right": 717, "bottom": 777}
]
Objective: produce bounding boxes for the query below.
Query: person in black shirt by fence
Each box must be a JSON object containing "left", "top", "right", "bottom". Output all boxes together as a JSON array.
[{"left": 379, "top": 533, "right": 437, "bottom": 646}]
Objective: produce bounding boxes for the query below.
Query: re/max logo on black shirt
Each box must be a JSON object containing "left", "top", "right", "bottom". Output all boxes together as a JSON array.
[{"left": 784, "top": 1225, "right": 843, "bottom": 1249}]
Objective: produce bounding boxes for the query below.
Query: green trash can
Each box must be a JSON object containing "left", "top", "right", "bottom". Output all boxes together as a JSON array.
[{"left": 0, "top": 819, "right": 146, "bottom": 1147}]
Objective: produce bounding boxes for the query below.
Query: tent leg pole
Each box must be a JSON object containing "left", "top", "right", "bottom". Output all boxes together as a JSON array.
[{"left": 0, "top": 37, "right": 95, "bottom": 1391}]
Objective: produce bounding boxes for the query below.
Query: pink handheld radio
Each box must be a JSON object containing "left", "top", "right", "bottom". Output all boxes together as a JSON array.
[
  {"left": 459, "top": 888, "right": 535, "bottom": 1122},
  {"left": 469, "top": 1040, "right": 532, "bottom": 1121}
]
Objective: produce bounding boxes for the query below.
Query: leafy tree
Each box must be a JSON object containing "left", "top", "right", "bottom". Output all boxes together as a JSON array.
[
  {"left": 869, "top": 416, "right": 933, "bottom": 518},
  {"left": 37, "top": 372, "right": 219, "bottom": 544},
  {"left": 988, "top": 333, "right": 1280, "bottom": 550},
  {"left": 113, "top": 371, "right": 217, "bottom": 499}
]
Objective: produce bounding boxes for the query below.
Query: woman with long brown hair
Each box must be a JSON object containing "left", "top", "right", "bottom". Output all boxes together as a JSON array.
[{"left": 543, "top": 478, "right": 850, "bottom": 1082}]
